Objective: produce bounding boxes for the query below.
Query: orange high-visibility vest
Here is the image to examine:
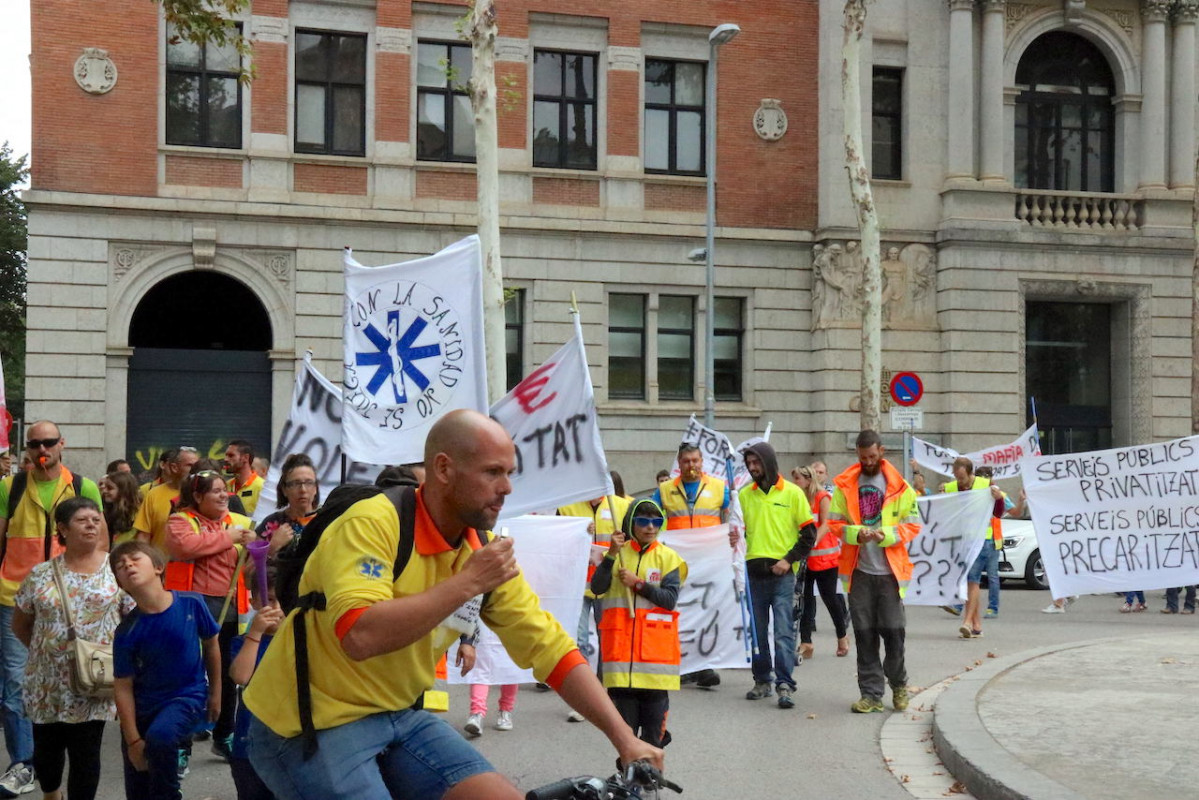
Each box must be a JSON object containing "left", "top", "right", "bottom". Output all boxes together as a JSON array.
[
  {"left": 164, "top": 510, "right": 251, "bottom": 616},
  {"left": 805, "top": 490, "right": 841, "bottom": 571},
  {"left": 658, "top": 475, "right": 725, "bottom": 530},
  {"left": 596, "top": 539, "right": 687, "bottom": 690}
]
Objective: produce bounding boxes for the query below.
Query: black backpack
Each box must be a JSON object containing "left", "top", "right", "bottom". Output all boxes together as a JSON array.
[{"left": 274, "top": 482, "right": 418, "bottom": 760}]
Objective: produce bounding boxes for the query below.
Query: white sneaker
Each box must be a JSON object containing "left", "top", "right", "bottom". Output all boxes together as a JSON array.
[
  {"left": 566, "top": 709, "right": 586, "bottom": 722},
  {"left": 495, "top": 710, "right": 514, "bottom": 731},
  {"left": 463, "top": 713, "right": 483, "bottom": 737},
  {"left": 1041, "top": 603, "right": 1065, "bottom": 614},
  {"left": 0, "top": 763, "right": 35, "bottom": 797}
]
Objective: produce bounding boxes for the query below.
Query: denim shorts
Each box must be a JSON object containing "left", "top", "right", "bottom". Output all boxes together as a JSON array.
[
  {"left": 967, "top": 540, "right": 995, "bottom": 583},
  {"left": 248, "top": 709, "right": 494, "bottom": 800}
]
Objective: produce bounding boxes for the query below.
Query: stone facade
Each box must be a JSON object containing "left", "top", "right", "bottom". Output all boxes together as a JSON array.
[{"left": 21, "top": 0, "right": 1198, "bottom": 487}]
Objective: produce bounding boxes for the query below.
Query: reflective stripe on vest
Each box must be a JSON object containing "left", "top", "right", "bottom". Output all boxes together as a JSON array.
[
  {"left": 659, "top": 476, "right": 724, "bottom": 530},
  {"left": 596, "top": 542, "right": 685, "bottom": 691}
]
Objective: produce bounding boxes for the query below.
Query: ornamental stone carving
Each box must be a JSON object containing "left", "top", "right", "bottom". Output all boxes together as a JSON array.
[
  {"left": 753, "top": 99, "right": 788, "bottom": 141},
  {"left": 1142, "top": 0, "right": 1172, "bottom": 22},
  {"left": 193, "top": 227, "right": 217, "bottom": 270},
  {"left": 74, "top": 48, "right": 117, "bottom": 95},
  {"left": 812, "top": 241, "right": 937, "bottom": 330},
  {"left": 1065, "top": 0, "right": 1087, "bottom": 23},
  {"left": 1176, "top": 0, "right": 1199, "bottom": 22},
  {"left": 1006, "top": 3, "right": 1040, "bottom": 31},
  {"left": 227, "top": 249, "right": 294, "bottom": 283},
  {"left": 109, "top": 245, "right": 168, "bottom": 282}
]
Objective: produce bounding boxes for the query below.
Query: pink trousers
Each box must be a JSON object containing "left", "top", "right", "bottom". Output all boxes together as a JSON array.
[{"left": 469, "top": 683, "right": 518, "bottom": 716}]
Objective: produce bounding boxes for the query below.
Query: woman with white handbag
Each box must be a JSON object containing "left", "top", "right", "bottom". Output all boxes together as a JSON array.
[{"left": 12, "top": 496, "right": 132, "bottom": 800}]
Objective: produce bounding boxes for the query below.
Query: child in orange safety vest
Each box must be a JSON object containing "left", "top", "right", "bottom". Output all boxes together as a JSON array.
[{"left": 589, "top": 498, "right": 687, "bottom": 748}]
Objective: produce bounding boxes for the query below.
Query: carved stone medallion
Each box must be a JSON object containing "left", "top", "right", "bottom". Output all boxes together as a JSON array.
[
  {"left": 74, "top": 48, "right": 117, "bottom": 95},
  {"left": 753, "top": 99, "right": 788, "bottom": 142}
]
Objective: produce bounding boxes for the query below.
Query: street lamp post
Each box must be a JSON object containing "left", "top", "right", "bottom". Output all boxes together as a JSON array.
[{"left": 704, "top": 23, "right": 739, "bottom": 429}]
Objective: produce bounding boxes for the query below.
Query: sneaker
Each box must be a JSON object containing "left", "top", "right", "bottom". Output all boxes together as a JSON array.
[
  {"left": 850, "top": 695, "right": 885, "bottom": 713},
  {"left": 176, "top": 751, "right": 190, "bottom": 781},
  {"left": 1160, "top": 608, "right": 1177, "bottom": 614},
  {"left": 1042, "top": 603, "right": 1065, "bottom": 614},
  {"left": 745, "top": 681, "right": 772, "bottom": 700},
  {"left": 464, "top": 713, "right": 483, "bottom": 737},
  {"left": 892, "top": 685, "right": 910, "bottom": 711},
  {"left": 1133, "top": 603, "right": 1148, "bottom": 612},
  {"left": 1120, "top": 603, "right": 1133, "bottom": 613},
  {"left": 971, "top": 629, "right": 984, "bottom": 638},
  {"left": 958, "top": 624, "right": 973, "bottom": 639},
  {"left": 695, "top": 669, "right": 721, "bottom": 688},
  {"left": 495, "top": 710, "right": 513, "bottom": 731},
  {"left": 1183, "top": 609, "right": 1196, "bottom": 615},
  {"left": 776, "top": 686, "right": 795, "bottom": 709},
  {"left": 566, "top": 710, "right": 586, "bottom": 722},
  {"left": 210, "top": 734, "right": 233, "bottom": 763},
  {"left": 940, "top": 605, "right": 960, "bottom": 617},
  {"left": 984, "top": 609, "right": 998, "bottom": 619},
  {"left": 0, "top": 763, "right": 34, "bottom": 797}
]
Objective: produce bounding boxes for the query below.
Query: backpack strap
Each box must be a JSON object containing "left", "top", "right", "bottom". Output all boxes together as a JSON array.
[
  {"left": 295, "top": 485, "right": 416, "bottom": 760},
  {"left": 4, "top": 472, "right": 27, "bottom": 521}
]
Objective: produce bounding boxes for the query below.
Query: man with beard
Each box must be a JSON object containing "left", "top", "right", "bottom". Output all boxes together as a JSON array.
[
  {"left": 223, "top": 439, "right": 265, "bottom": 516},
  {"left": 828, "top": 430, "right": 920, "bottom": 714},
  {"left": 243, "top": 410, "right": 663, "bottom": 799},
  {"left": 733, "top": 442, "right": 816, "bottom": 709}
]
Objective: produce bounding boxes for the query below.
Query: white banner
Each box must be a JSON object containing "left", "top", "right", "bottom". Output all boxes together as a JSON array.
[
  {"left": 0, "top": 351, "right": 9, "bottom": 452},
  {"left": 448, "top": 515, "right": 589, "bottom": 685},
  {"left": 254, "top": 356, "right": 384, "bottom": 524},
  {"left": 342, "top": 236, "right": 488, "bottom": 465},
  {"left": 492, "top": 314, "right": 613, "bottom": 519},
  {"left": 661, "top": 525, "right": 748, "bottom": 672},
  {"left": 1021, "top": 436, "right": 1199, "bottom": 599},
  {"left": 904, "top": 490, "right": 995, "bottom": 606},
  {"left": 912, "top": 424, "right": 1041, "bottom": 480}
]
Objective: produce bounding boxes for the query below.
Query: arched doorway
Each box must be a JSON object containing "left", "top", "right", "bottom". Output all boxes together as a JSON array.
[{"left": 125, "top": 272, "right": 273, "bottom": 472}]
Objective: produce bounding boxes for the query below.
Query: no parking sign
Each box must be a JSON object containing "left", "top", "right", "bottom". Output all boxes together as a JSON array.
[{"left": 889, "top": 372, "right": 923, "bottom": 407}]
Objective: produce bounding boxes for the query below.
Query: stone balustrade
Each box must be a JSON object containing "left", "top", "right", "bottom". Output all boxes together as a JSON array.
[{"left": 1014, "top": 190, "right": 1144, "bottom": 232}]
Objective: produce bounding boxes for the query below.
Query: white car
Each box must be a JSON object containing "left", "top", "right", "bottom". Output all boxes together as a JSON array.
[{"left": 996, "top": 518, "right": 1048, "bottom": 590}]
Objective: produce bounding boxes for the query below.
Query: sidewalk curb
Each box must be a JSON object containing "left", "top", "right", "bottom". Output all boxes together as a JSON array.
[{"left": 931, "top": 635, "right": 1124, "bottom": 800}]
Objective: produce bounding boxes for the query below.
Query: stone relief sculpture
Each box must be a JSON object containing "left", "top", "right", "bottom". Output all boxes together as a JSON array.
[{"left": 811, "top": 241, "right": 937, "bottom": 330}]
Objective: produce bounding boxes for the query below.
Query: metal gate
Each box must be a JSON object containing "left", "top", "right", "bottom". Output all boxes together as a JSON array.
[{"left": 126, "top": 348, "right": 271, "bottom": 476}]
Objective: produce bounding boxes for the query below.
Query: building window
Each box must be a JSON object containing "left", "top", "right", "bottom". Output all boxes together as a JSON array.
[
  {"left": 504, "top": 289, "right": 525, "bottom": 392},
  {"left": 532, "top": 50, "right": 598, "bottom": 169},
  {"left": 165, "top": 24, "right": 242, "bottom": 148},
  {"left": 295, "top": 30, "right": 367, "bottom": 156},
  {"left": 416, "top": 42, "right": 475, "bottom": 162},
  {"left": 1015, "top": 32, "right": 1115, "bottom": 192},
  {"left": 713, "top": 297, "right": 743, "bottom": 401},
  {"left": 1026, "top": 301, "right": 1112, "bottom": 454},
  {"left": 872, "top": 67, "right": 903, "bottom": 180},
  {"left": 657, "top": 296, "right": 694, "bottom": 400},
  {"left": 644, "top": 59, "right": 705, "bottom": 175},
  {"left": 608, "top": 294, "right": 646, "bottom": 400}
]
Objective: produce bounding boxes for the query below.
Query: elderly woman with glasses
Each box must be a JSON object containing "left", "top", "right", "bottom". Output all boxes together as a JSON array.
[
  {"left": 589, "top": 498, "right": 687, "bottom": 748},
  {"left": 165, "top": 468, "right": 257, "bottom": 763},
  {"left": 255, "top": 453, "right": 320, "bottom": 558}
]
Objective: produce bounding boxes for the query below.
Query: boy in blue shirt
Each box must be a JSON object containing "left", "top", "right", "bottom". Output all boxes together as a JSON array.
[{"left": 110, "top": 541, "right": 220, "bottom": 800}]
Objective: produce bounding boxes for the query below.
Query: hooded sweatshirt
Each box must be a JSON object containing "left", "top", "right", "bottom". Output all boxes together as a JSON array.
[
  {"left": 589, "top": 498, "right": 682, "bottom": 610},
  {"left": 738, "top": 443, "right": 817, "bottom": 573}
]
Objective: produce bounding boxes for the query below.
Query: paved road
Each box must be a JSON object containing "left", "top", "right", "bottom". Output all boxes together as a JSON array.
[{"left": 26, "top": 584, "right": 1194, "bottom": 799}]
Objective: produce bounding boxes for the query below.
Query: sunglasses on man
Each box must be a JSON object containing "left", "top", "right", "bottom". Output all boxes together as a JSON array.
[{"left": 25, "top": 438, "right": 61, "bottom": 450}]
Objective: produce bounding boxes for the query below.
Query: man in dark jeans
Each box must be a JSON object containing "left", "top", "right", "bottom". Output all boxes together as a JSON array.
[{"left": 1162, "top": 585, "right": 1197, "bottom": 614}]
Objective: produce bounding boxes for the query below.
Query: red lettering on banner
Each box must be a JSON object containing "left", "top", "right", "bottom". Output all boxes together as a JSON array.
[{"left": 513, "top": 362, "right": 559, "bottom": 414}]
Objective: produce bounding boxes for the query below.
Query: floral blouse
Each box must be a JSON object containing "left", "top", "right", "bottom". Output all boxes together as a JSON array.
[{"left": 15, "top": 556, "right": 135, "bottom": 723}]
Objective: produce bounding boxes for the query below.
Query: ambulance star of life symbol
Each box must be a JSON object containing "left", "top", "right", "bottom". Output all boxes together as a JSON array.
[
  {"left": 356, "top": 310, "right": 441, "bottom": 404},
  {"left": 345, "top": 278, "right": 467, "bottom": 429}
]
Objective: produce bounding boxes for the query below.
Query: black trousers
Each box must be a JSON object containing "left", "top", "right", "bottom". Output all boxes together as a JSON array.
[
  {"left": 848, "top": 571, "right": 907, "bottom": 700},
  {"left": 607, "top": 688, "right": 669, "bottom": 747},
  {"left": 32, "top": 719, "right": 105, "bottom": 800},
  {"left": 799, "top": 566, "right": 849, "bottom": 643}
]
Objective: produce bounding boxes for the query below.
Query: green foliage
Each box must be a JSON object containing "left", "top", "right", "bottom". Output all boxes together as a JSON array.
[
  {"left": 0, "top": 143, "right": 27, "bottom": 421},
  {"left": 158, "top": 0, "right": 255, "bottom": 82}
]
